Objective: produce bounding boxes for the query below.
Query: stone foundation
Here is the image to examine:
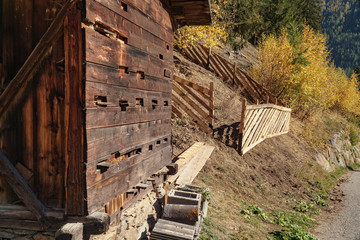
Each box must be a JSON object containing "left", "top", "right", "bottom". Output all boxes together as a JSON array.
[{"left": 92, "top": 187, "right": 166, "bottom": 240}]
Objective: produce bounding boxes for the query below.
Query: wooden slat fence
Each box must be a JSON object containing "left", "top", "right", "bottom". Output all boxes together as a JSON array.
[
  {"left": 172, "top": 75, "right": 214, "bottom": 133},
  {"left": 182, "top": 43, "right": 283, "bottom": 106},
  {"left": 238, "top": 100, "right": 291, "bottom": 155}
]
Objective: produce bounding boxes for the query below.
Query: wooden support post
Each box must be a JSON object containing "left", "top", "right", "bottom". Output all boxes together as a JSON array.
[
  {"left": 266, "top": 95, "right": 270, "bottom": 104},
  {"left": 0, "top": 150, "right": 49, "bottom": 227},
  {"left": 275, "top": 97, "right": 278, "bottom": 105},
  {"left": 209, "top": 82, "right": 214, "bottom": 129},
  {"left": 256, "top": 99, "right": 259, "bottom": 105},
  {"left": 64, "top": 4, "right": 84, "bottom": 216},
  {"left": 238, "top": 99, "right": 247, "bottom": 155}
]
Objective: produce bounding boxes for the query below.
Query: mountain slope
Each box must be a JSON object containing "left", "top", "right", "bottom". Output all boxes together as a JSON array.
[{"left": 322, "top": 0, "right": 360, "bottom": 74}]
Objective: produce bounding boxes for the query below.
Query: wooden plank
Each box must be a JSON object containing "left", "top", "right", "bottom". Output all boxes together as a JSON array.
[
  {"left": 87, "top": 119, "right": 171, "bottom": 164},
  {"left": 172, "top": 105, "right": 183, "bottom": 118},
  {"left": 242, "top": 108, "right": 264, "bottom": 146},
  {"left": 85, "top": 81, "right": 171, "bottom": 108},
  {"left": 89, "top": 0, "right": 173, "bottom": 42},
  {"left": 212, "top": 53, "right": 233, "bottom": 80},
  {"left": 172, "top": 95, "right": 211, "bottom": 133},
  {"left": 238, "top": 99, "right": 247, "bottom": 154},
  {"left": 85, "top": 0, "right": 173, "bottom": 60},
  {"left": 85, "top": 28, "right": 172, "bottom": 80},
  {"left": 172, "top": 84, "right": 213, "bottom": 124},
  {"left": 0, "top": 150, "right": 49, "bottom": 226},
  {"left": 87, "top": 147, "right": 171, "bottom": 212},
  {"left": 175, "top": 82, "right": 212, "bottom": 113},
  {"left": 173, "top": 76, "right": 211, "bottom": 96},
  {"left": 86, "top": 137, "right": 171, "bottom": 185},
  {"left": 86, "top": 107, "right": 171, "bottom": 129},
  {"left": 209, "top": 82, "right": 214, "bottom": 127},
  {"left": 245, "top": 104, "right": 291, "bottom": 112},
  {"left": 167, "top": 142, "right": 205, "bottom": 183},
  {"left": 64, "top": 6, "right": 84, "bottom": 216},
  {"left": 122, "top": 0, "right": 172, "bottom": 31},
  {"left": 0, "top": 0, "right": 78, "bottom": 128},
  {"left": 86, "top": 62, "right": 171, "bottom": 93},
  {"left": 186, "top": 46, "right": 208, "bottom": 67},
  {"left": 176, "top": 145, "right": 214, "bottom": 185}
]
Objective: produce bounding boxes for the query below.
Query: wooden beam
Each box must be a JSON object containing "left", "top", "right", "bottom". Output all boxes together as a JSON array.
[
  {"left": 0, "top": 150, "right": 49, "bottom": 227},
  {"left": 172, "top": 95, "right": 211, "bottom": 133},
  {"left": 173, "top": 75, "right": 211, "bottom": 96},
  {"left": 172, "top": 84, "right": 213, "bottom": 124},
  {"left": 238, "top": 99, "right": 246, "bottom": 155},
  {"left": 0, "top": 0, "right": 78, "bottom": 128},
  {"left": 64, "top": 4, "right": 85, "bottom": 216}
]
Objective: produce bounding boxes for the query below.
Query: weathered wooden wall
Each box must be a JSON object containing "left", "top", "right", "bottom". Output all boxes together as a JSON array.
[
  {"left": 0, "top": 0, "right": 67, "bottom": 208},
  {"left": 0, "top": 0, "right": 174, "bottom": 221},
  {"left": 82, "top": 0, "right": 173, "bottom": 214}
]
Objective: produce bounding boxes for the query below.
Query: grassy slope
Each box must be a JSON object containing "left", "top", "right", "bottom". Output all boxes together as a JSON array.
[{"left": 172, "top": 50, "right": 358, "bottom": 239}]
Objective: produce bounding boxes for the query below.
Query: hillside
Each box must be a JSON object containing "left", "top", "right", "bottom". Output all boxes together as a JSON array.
[
  {"left": 171, "top": 46, "right": 360, "bottom": 239},
  {"left": 322, "top": 0, "right": 360, "bottom": 74}
]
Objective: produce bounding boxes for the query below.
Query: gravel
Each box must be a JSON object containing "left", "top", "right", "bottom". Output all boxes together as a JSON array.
[{"left": 314, "top": 170, "right": 360, "bottom": 240}]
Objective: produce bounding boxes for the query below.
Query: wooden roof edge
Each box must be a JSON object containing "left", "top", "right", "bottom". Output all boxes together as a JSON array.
[{"left": 166, "top": 0, "right": 212, "bottom": 28}]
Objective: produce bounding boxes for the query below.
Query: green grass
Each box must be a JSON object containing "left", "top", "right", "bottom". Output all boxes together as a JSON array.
[{"left": 349, "top": 127, "right": 359, "bottom": 146}]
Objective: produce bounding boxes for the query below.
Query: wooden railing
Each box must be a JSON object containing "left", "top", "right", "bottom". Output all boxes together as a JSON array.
[
  {"left": 238, "top": 100, "right": 291, "bottom": 155},
  {"left": 182, "top": 43, "right": 283, "bottom": 106},
  {"left": 172, "top": 75, "right": 214, "bottom": 133}
]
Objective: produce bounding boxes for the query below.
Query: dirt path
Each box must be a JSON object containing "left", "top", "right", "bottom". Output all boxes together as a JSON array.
[{"left": 314, "top": 170, "right": 360, "bottom": 240}]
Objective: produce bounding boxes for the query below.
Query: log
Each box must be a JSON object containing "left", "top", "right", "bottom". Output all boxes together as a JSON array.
[
  {"left": 162, "top": 204, "right": 199, "bottom": 223},
  {"left": 55, "top": 223, "right": 83, "bottom": 240}
]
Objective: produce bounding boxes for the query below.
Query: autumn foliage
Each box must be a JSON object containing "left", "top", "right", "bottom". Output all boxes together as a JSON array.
[{"left": 252, "top": 25, "right": 360, "bottom": 116}]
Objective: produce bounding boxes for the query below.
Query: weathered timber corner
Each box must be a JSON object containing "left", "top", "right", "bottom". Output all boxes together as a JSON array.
[{"left": 0, "top": 0, "right": 211, "bottom": 237}]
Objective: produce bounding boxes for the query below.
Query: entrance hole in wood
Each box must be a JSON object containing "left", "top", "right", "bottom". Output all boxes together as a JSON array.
[
  {"left": 152, "top": 100, "right": 158, "bottom": 110},
  {"left": 121, "top": 2, "right": 127, "bottom": 12},
  {"left": 119, "top": 66, "right": 129, "bottom": 74},
  {"left": 135, "top": 98, "right": 144, "bottom": 107},
  {"left": 94, "top": 95, "right": 108, "bottom": 107},
  {"left": 119, "top": 100, "right": 129, "bottom": 111},
  {"left": 94, "top": 21, "right": 128, "bottom": 44},
  {"left": 136, "top": 71, "right": 145, "bottom": 79}
]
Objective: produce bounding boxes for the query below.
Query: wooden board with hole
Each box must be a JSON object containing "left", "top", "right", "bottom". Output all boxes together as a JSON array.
[
  {"left": 87, "top": 146, "right": 172, "bottom": 213},
  {"left": 86, "top": 140, "right": 170, "bottom": 187},
  {"left": 85, "top": 81, "right": 171, "bottom": 108},
  {"left": 86, "top": 119, "right": 171, "bottom": 164},
  {"left": 85, "top": 0, "right": 173, "bottom": 60},
  {"left": 85, "top": 28, "right": 172, "bottom": 80},
  {"left": 86, "top": 63, "right": 171, "bottom": 93},
  {"left": 85, "top": 0, "right": 173, "bottom": 44}
]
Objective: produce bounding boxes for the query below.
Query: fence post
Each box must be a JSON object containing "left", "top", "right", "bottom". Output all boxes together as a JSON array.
[
  {"left": 209, "top": 82, "right": 214, "bottom": 129},
  {"left": 238, "top": 99, "right": 247, "bottom": 155},
  {"left": 266, "top": 95, "right": 269, "bottom": 104}
]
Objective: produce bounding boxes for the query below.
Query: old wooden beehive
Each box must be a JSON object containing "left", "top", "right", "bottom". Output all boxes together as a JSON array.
[{"left": 0, "top": 0, "right": 211, "bottom": 231}]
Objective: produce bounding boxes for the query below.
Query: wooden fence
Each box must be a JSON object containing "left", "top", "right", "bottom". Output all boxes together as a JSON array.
[
  {"left": 172, "top": 75, "right": 214, "bottom": 133},
  {"left": 239, "top": 100, "right": 291, "bottom": 155},
  {"left": 182, "top": 43, "right": 283, "bottom": 106}
]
